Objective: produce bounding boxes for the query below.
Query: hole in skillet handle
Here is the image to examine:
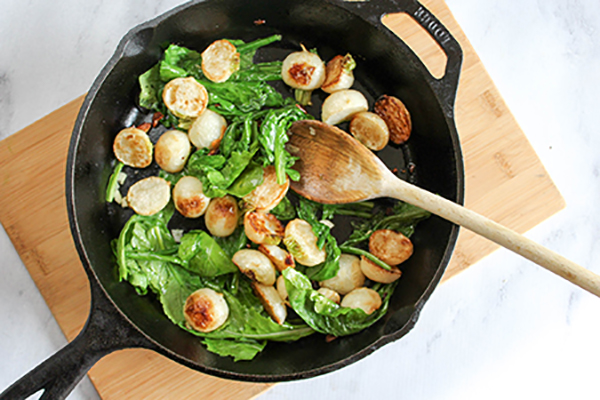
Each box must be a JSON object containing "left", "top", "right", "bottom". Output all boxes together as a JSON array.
[
  {"left": 0, "top": 278, "right": 155, "bottom": 400},
  {"left": 335, "top": 0, "right": 463, "bottom": 118},
  {"left": 382, "top": 13, "right": 447, "bottom": 79}
]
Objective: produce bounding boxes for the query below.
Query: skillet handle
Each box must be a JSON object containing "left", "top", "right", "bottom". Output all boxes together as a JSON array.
[
  {"left": 0, "top": 280, "right": 154, "bottom": 400},
  {"left": 336, "top": 0, "right": 463, "bottom": 116}
]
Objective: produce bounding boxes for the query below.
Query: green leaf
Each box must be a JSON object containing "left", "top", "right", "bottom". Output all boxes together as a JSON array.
[
  {"left": 138, "top": 64, "right": 162, "bottom": 110},
  {"left": 214, "top": 226, "right": 248, "bottom": 258},
  {"left": 187, "top": 149, "right": 227, "bottom": 171},
  {"left": 187, "top": 144, "right": 260, "bottom": 198},
  {"left": 158, "top": 169, "right": 185, "bottom": 186},
  {"left": 258, "top": 105, "right": 311, "bottom": 184},
  {"left": 159, "top": 63, "right": 188, "bottom": 81},
  {"left": 322, "top": 201, "right": 375, "bottom": 219},
  {"left": 202, "top": 79, "right": 285, "bottom": 117},
  {"left": 283, "top": 268, "right": 396, "bottom": 337},
  {"left": 374, "top": 202, "right": 431, "bottom": 237},
  {"left": 178, "top": 230, "right": 238, "bottom": 277},
  {"left": 160, "top": 266, "right": 202, "bottom": 323},
  {"left": 105, "top": 161, "right": 124, "bottom": 202},
  {"left": 285, "top": 167, "right": 301, "bottom": 182},
  {"left": 339, "top": 245, "right": 391, "bottom": 271},
  {"left": 235, "top": 34, "right": 282, "bottom": 69},
  {"left": 160, "top": 44, "right": 202, "bottom": 81},
  {"left": 227, "top": 161, "right": 264, "bottom": 197},
  {"left": 201, "top": 338, "right": 267, "bottom": 362},
  {"left": 270, "top": 196, "right": 296, "bottom": 221},
  {"left": 114, "top": 207, "right": 177, "bottom": 292},
  {"left": 219, "top": 121, "right": 241, "bottom": 158},
  {"left": 220, "top": 150, "right": 258, "bottom": 186},
  {"left": 343, "top": 201, "right": 431, "bottom": 247},
  {"left": 235, "top": 61, "right": 282, "bottom": 81}
]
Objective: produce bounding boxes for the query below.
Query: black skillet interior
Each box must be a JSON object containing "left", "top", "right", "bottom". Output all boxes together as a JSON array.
[{"left": 68, "top": 0, "right": 463, "bottom": 381}]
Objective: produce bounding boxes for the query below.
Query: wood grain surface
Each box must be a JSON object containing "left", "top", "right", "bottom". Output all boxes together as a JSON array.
[{"left": 0, "top": 1, "right": 564, "bottom": 399}]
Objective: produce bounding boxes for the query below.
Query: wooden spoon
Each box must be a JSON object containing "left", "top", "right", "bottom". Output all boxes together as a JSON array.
[{"left": 287, "top": 119, "right": 600, "bottom": 297}]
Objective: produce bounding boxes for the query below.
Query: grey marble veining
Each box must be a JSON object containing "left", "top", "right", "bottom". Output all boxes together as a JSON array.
[{"left": 2, "top": 0, "right": 600, "bottom": 399}]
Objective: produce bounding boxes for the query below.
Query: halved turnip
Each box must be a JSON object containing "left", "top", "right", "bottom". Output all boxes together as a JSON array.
[
  {"left": 113, "top": 127, "right": 153, "bottom": 168},
  {"left": 349, "top": 111, "right": 390, "bottom": 151},
  {"left": 188, "top": 109, "right": 228, "bottom": 150},
  {"left": 281, "top": 46, "right": 326, "bottom": 90},
  {"left": 360, "top": 256, "right": 402, "bottom": 284},
  {"left": 322, "top": 54, "right": 356, "bottom": 93},
  {"left": 242, "top": 166, "right": 289, "bottom": 212},
  {"left": 154, "top": 129, "right": 191, "bottom": 173},
  {"left": 232, "top": 249, "right": 276, "bottom": 286},
  {"left": 184, "top": 288, "right": 229, "bottom": 333},
  {"left": 317, "top": 287, "right": 341, "bottom": 304},
  {"left": 204, "top": 195, "right": 240, "bottom": 237},
  {"left": 201, "top": 39, "right": 240, "bottom": 83},
  {"left": 319, "top": 254, "right": 365, "bottom": 295},
  {"left": 259, "top": 244, "right": 295, "bottom": 272},
  {"left": 369, "top": 229, "right": 413, "bottom": 266},
  {"left": 126, "top": 176, "right": 171, "bottom": 216},
  {"left": 252, "top": 281, "right": 287, "bottom": 325},
  {"left": 244, "top": 211, "right": 284, "bottom": 245},
  {"left": 283, "top": 219, "right": 326, "bottom": 267},
  {"left": 162, "top": 77, "right": 208, "bottom": 119},
  {"left": 321, "top": 89, "right": 368, "bottom": 126},
  {"left": 341, "top": 287, "right": 382, "bottom": 315},
  {"left": 172, "top": 176, "right": 210, "bottom": 218}
]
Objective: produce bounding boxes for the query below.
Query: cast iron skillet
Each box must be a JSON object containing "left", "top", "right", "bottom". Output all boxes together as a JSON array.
[{"left": 1, "top": 0, "right": 464, "bottom": 398}]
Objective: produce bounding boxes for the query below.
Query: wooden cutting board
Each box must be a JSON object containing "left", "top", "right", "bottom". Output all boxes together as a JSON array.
[{"left": 0, "top": 1, "right": 565, "bottom": 399}]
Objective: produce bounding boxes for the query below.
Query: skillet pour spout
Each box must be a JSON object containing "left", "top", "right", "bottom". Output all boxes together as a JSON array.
[{"left": 1, "top": 0, "right": 463, "bottom": 398}]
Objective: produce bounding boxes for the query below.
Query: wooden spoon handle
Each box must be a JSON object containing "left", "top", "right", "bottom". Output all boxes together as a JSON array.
[{"left": 384, "top": 176, "right": 600, "bottom": 297}]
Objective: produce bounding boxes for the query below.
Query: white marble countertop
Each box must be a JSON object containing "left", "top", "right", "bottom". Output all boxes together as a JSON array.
[{"left": 2, "top": 0, "right": 600, "bottom": 399}]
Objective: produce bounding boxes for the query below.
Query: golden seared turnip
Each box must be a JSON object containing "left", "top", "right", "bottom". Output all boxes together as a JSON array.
[
  {"left": 276, "top": 275, "right": 289, "bottom": 304},
  {"left": 188, "top": 109, "right": 228, "bottom": 150},
  {"left": 126, "top": 176, "right": 171, "bottom": 216},
  {"left": 319, "top": 254, "right": 365, "bottom": 295},
  {"left": 281, "top": 46, "right": 326, "bottom": 90},
  {"left": 242, "top": 166, "right": 289, "bottom": 212},
  {"left": 113, "top": 127, "right": 153, "bottom": 168},
  {"left": 373, "top": 94, "right": 412, "bottom": 145},
  {"left": 369, "top": 229, "right": 413, "bottom": 266},
  {"left": 283, "top": 219, "right": 326, "bottom": 267},
  {"left": 162, "top": 77, "right": 208, "bottom": 119},
  {"left": 349, "top": 111, "right": 390, "bottom": 151},
  {"left": 244, "top": 211, "right": 284, "bottom": 245},
  {"left": 232, "top": 249, "right": 276, "bottom": 286},
  {"left": 259, "top": 244, "right": 295, "bottom": 272},
  {"left": 201, "top": 39, "right": 240, "bottom": 83},
  {"left": 360, "top": 256, "right": 402, "bottom": 284},
  {"left": 172, "top": 176, "right": 210, "bottom": 218},
  {"left": 184, "top": 288, "right": 229, "bottom": 333},
  {"left": 321, "top": 89, "right": 369, "bottom": 126},
  {"left": 204, "top": 195, "right": 240, "bottom": 237},
  {"left": 322, "top": 54, "right": 356, "bottom": 94},
  {"left": 154, "top": 130, "right": 191, "bottom": 173},
  {"left": 341, "top": 287, "right": 382, "bottom": 315},
  {"left": 252, "top": 281, "right": 287, "bottom": 325},
  {"left": 317, "top": 287, "right": 341, "bottom": 304}
]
